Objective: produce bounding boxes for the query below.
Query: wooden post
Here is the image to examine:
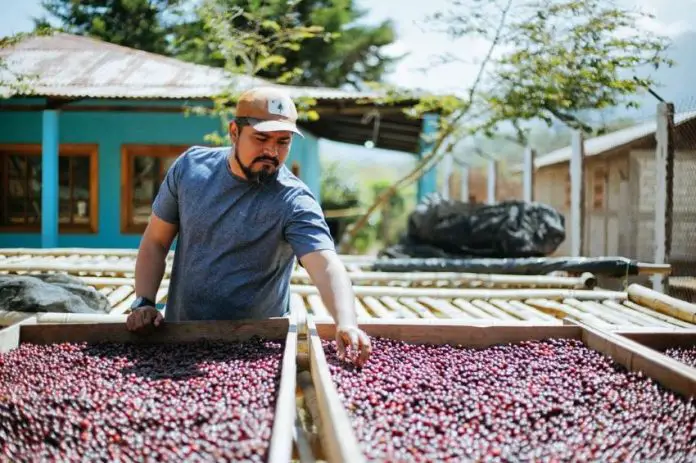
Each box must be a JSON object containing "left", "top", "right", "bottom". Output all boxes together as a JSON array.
[
  {"left": 570, "top": 130, "right": 585, "bottom": 257},
  {"left": 523, "top": 147, "right": 535, "bottom": 203},
  {"left": 460, "top": 164, "right": 469, "bottom": 202},
  {"left": 487, "top": 159, "right": 497, "bottom": 205},
  {"left": 652, "top": 102, "right": 675, "bottom": 293}
]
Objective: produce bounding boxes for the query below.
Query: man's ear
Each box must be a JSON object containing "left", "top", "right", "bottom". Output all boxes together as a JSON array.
[{"left": 229, "top": 121, "right": 239, "bottom": 144}]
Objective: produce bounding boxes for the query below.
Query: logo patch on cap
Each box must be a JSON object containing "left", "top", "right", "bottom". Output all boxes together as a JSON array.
[{"left": 268, "top": 98, "right": 291, "bottom": 117}]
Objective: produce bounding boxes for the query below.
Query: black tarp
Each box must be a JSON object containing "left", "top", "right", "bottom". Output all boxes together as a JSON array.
[
  {"left": 379, "top": 195, "right": 566, "bottom": 259},
  {"left": 370, "top": 256, "right": 642, "bottom": 277}
]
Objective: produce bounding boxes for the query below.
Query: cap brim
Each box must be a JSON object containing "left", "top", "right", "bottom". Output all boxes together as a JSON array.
[{"left": 249, "top": 119, "right": 304, "bottom": 137}]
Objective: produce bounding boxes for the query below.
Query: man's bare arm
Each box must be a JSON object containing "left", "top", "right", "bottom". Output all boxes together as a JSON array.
[
  {"left": 299, "top": 249, "right": 356, "bottom": 326},
  {"left": 300, "top": 249, "right": 371, "bottom": 365},
  {"left": 135, "top": 214, "right": 179, "bottom": 302}
]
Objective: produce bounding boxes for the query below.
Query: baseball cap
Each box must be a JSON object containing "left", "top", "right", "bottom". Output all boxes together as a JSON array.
[{"left": 235, "top": 86, "right": 304, "bottom": 137}]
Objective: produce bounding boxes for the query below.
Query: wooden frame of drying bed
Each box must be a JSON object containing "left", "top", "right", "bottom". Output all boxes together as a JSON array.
[
  {"left": 0, "top": 317, "right": 298, "bottom": 463},
  {"left": 305, "top": 318, "right": 696, "bottom": 462},
  {"left": 611, "top": 328, "right": 696, "bottom": 376}
]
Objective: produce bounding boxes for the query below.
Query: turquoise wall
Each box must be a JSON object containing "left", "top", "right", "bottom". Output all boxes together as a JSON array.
[{"left": 0, "top": 107, "right": 321, "bottom": 249}]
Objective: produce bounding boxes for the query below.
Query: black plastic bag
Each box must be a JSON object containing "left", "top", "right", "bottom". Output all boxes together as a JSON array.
[{"left": 383, "top": 194, "right": 565, "bottom": 259}]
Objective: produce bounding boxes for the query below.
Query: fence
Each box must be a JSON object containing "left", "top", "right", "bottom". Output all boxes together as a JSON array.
[{"left": 443, "top": 99, "right": 696, "bottom": 299}]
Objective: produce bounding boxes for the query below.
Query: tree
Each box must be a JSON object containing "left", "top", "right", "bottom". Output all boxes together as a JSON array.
[
  {"left": 185, "top": 0, "right": 327, "bottom": 146},
  {"left": 171, "top": 0, "right": 402, "bottom": 89},
  {"left": 33, "top": 0, "right": 184, "bottom": 55},
  {"left": 338, "top": 0, "right": 673, "bottom": 252}
]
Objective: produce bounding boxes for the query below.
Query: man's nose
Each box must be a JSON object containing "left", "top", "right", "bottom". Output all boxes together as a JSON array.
[{"left": 263, "top": 144, "right": 280, "bottom": 157}]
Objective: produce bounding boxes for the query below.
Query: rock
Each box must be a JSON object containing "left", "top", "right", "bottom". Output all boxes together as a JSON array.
[{"left": 0, "top": 275, "right": 110, "bottom": 314}]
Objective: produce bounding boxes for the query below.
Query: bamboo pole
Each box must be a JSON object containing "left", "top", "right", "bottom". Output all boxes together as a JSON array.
[
  {"left": 636, "top": 263, "right": 672, "bottom": 275},
  {"left": 290, "top": 285, "right": 626, "bottom": 301},
  {"left": 627, "top": 283, "right": 696, "bottom": 323},
  {"left": 291, "top": 269, "right": 597, "bottom": 289},
  {"left": 621, "top": 300, "right": 695, "bottom": 328},
  {"left": 0, "top": 311, "right": 127, "bottom": 326}
]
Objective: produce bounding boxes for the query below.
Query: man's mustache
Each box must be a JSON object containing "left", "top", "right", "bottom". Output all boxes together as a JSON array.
[{"left": 253, "top": 156, "right": 279, "bottom": 166}]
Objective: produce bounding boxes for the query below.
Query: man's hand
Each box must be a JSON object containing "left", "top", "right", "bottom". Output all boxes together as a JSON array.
[
  {"left": 126, "top": 307, "right": 163, "bottom": 332},
  {"left": 336, "top": 324, "right": 372, "bottom": 367}
]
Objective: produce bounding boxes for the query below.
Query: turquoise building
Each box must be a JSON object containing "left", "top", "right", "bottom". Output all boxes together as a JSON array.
[{"left": 0, "top": 33, "right": 438, "bottom": 249}]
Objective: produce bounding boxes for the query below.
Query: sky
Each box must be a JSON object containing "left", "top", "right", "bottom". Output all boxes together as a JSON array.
[
  {"left": 3, "top": 0, "right": 695, "bottom": 94},
  {"left": 2, "top": 0, "right": 696, "bottom": 165}
]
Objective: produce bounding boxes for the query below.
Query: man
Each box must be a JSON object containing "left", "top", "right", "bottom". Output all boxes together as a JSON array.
[{"left": 126, "top": 86, "right": 371, "bottom": 366}]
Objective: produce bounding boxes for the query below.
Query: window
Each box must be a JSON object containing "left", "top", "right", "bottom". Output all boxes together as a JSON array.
[
  {"left": 0, "top": 144, "right": 98, "bottom": 233},
  {"left": 121, "top": 145, "right": 190, "bottom": 233}
]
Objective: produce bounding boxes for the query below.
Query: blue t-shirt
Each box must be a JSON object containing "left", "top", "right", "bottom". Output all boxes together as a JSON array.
[{"left": 151, "top": 145, "right": 335, "bottom": 321}]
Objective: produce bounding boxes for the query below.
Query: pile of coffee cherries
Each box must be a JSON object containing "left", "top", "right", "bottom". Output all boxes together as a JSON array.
[
  {"left": 0, "top": 337, "right": 284, "bottom": 461},
  {"left": 325, "top": 337, "right": 696, "bottom": 462},
  {"left": 665, "top": 346, "right": 696, "bottom": 369}
]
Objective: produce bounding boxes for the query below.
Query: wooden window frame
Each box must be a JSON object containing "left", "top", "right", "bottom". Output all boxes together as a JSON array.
[
  {"left": 121, "top": 144, "right": 190, "bottom": 234},
  {"left": 0, "top": 143, "right": 99, "bottom": 234}
]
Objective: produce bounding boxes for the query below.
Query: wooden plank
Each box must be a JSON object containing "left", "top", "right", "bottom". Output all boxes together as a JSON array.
[
  {"left": 0, "top": 317, "right": 38, "bottom": 353},
  {"left": 19, "top": 318, "right": 289, "bottom": 345},
  {"left": 306, "top": 317, "right": 366, "bottom": 463},
  {"left": 613, "top": 330, "right": 696, "bottom": 352},
  {"left": 291, "top": 285, "right": 626, "bottom": 301},
  {"left": 581, "top": 324, "right": 696, "bottom": 398},
  {"left": 313, "top": 321, "right": 580, "bottom": 347},
  {"left": 267, "top": 316, "right": 299, "bottom": 463}
]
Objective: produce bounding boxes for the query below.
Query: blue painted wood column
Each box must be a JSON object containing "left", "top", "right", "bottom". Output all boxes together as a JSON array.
[
  {"left": 41, "top": 110, "right": 59, "bottom": 248},
  {"left": 417, "top": 112, "right": 440, "bottom": 203}
]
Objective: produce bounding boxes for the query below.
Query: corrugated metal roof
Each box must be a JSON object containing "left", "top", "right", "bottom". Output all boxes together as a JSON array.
[
  {"left": 531, "top": 110, "right": 696, "bottom": 169},
  {"left": 0, "top": 32, "right": 386, "bottom": 101}
]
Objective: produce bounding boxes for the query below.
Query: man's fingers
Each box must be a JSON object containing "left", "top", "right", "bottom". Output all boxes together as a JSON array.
[
  {"left": 357, "top": 331, "right": 372, "bottom": 367},
  {"left": 348, "top": 331, "right": 359, "bottom": 359},
  {"left": 154, "top": 311, "right": 163, "bottom": 327},
  {"left": 336, "top": 333, "right": 346, "bottom": 360}
]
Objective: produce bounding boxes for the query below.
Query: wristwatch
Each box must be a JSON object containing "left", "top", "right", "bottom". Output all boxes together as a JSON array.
[{"left": 130, "top": 296, "right": 156, "bottom": 311}]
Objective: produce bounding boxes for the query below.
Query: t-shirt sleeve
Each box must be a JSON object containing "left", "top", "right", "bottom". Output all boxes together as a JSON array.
[
  {"left": 284, "top": 192, "right": 336, "bottom": 259},
  {"left": 152, "top": 154, "right": 184, "bottom": 225}
]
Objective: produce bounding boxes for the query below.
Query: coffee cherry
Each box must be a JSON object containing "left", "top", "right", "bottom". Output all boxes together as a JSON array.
[
  {"left": 0, "top": 337, "right": 284, "bottom": 461},
  {"left": 324, "top": 337, "right": 696, "bottom": 461}
]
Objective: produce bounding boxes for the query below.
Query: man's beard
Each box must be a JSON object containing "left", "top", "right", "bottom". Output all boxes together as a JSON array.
[{"left": 234, "top": 148, "right": 279, "bottom": 185}]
